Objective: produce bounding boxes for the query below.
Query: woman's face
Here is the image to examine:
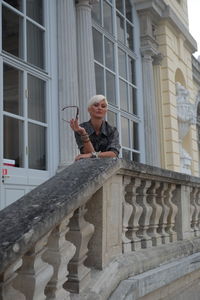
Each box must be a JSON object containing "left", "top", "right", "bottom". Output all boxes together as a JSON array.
[{"left": 88, "top": 100, "right": 108, "bottom": 119}]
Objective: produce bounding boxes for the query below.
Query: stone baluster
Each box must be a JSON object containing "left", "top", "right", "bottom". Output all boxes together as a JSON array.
[
  {"left": 196, "top": 190, "right": 200, "bottom": 235},
  {"left": 157, "top": 183, "right": 170, "bottom": 244},
  {"left": 122, "top": 176, "right": 133, "bottom": 253},
  {"left": 137, "top": 180, "right": 153, "bottom": 248},
  {"left": 125, "top": 178, "right": 143, "bottom": 251},
  {"left": 0, "top": 259, "right": 25, "bottom": 300},
  {"left": 43, "top": 214, "right": 76, "bottom": 300},
  {"left": 190, "top": 187, "right": 200, "bottom": 236},
  {"left": 14, "top": 232, "right": 54, "bottom": 300},
  {"left": 147, "top": 181, "right": 162, "bottom": 246},
  {"left": 65, "top": 205, "right": 94, "bottom": 293},
  {"left": 190, "top": 187, "right": 196, "bottom": 235},
  {"left": 165, "top": 184, "right": 178, "bottom": 242}
]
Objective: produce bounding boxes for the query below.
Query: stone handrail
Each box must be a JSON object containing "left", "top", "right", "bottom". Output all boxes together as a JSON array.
[{"left": 1, "top": 158, "right": 200, "bottom": 299}]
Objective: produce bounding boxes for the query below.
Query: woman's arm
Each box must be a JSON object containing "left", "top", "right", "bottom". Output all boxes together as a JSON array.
[{"left": 70, "top": 118, "right": 94, "bottom": 153}]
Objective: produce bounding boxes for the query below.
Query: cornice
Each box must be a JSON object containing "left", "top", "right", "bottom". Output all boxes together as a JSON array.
[{"left": 133, "top": 0, "right": 197, "bottom": 53}]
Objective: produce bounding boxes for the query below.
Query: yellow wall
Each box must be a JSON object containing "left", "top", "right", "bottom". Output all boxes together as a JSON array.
[{"left": 156, "top": 16, "right": 199, "bottom": 175}]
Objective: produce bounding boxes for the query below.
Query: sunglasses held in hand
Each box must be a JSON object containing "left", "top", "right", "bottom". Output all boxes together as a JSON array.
[{"left": 61, "top": 105, "right": 79, "bottom": 123}]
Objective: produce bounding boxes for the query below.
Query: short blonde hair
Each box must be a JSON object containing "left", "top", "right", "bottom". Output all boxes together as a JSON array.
[{"left": 88, "top": 95, "right": 108, "bottom": 108}]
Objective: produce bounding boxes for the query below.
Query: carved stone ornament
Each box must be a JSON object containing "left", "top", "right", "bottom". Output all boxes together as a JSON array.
[{"left": 176, "top": 82, "right": 196, "bottom": 174}]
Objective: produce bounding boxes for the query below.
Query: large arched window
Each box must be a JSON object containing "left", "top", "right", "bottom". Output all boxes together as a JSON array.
[{"left": 92, "top": 0, "right": 142, "bottom": 161}]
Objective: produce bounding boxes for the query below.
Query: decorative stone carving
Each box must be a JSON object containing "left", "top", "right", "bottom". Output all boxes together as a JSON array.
[
  {"left": 122, "top": 176, "right": 134, "bottom": 253},
  {"left": 65, "top": 205, "right": 94, "bottom": 293},
  {"left": 137, "top": 180, "right": 153, "bottom": 248},
  {"left": 14, "top": 232, "right": 54, "bottom": 300},
  {"left": 165, "top": 184, "right": 177, "bottom": 242},
  {"left": 125, "top": 178, "right": 144, "bottom": 251},
  {"left": 157, "top": 183, "right": 170, "bottom": 244},
  {"left": 190, "top": 188, "right": 200, "bottom": 236},
  {"left": 0, "top": 259, "right": 25, "bottom": 300},
  {"left": 147, "top": 181, "right": 162, "bottom": 246},
  {"left": 43, "top": 214, "right": 76, "bottom": 300},
  {"left": 176, "top": 82, "right": 196, "bottom": 174}
]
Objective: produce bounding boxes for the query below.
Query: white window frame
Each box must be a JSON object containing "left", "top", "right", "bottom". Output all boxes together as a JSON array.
[
  {"left": 92, "top": 0, "right": 145, "bottom": 162},
  {"left": 0, "top": 0, "right": 59, "bottom": 175}
]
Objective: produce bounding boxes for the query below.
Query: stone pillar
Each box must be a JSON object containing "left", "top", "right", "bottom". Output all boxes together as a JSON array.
[
  {"left": 153, "top": 54, "right": 165, "bottom": 168},
  {"left": 174, "top": 185, "right": 192, "bottom": 240},
  {"left": 57, "top": 0, "right": 79, "bottom": 167},
  {"left": 76, "top": 0, "right": 97, "bottom": 122},
  {"left": 141, "top": 48, "right": 160, "bottom": 167}
]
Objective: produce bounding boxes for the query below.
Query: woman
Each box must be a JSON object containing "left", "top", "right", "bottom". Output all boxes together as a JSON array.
[{"left": 70, "top": 95, "right": 120, "bottom": 160}]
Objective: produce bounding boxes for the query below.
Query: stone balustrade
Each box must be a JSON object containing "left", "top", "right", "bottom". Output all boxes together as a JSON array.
[{"left": 1, "top": 159, "right": 200, "bottom": 299}]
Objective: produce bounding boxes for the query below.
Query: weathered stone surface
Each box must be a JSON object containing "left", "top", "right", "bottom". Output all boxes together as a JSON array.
[
  {"left": 1, "top": 158, "right": 200, "bottom": 273},
  {"left": 74, "top": 238, "right": 200, "bottom": 300}
]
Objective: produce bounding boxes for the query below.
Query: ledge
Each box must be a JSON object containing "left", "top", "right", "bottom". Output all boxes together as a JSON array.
[{"left": 74, "top": 237, "right": 200, "bottom": 300}]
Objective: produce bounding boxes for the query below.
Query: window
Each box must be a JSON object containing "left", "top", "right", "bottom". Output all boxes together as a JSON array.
[
  {"left": 2, "top": 0, "right": 48, "bottom": 170},
  {"left": 92, "top": 0, "right": 140, "bottom": 161}
]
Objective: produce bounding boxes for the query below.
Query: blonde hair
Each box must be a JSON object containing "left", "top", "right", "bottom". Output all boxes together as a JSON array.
[{"left": 88, "top": 95, "right": 108, "bottom": 108}]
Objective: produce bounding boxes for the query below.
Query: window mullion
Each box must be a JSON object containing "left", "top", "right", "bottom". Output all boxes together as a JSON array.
[
  {"left": 24, "top": 71, "right": 28, "bottom": 169},
  {"left": 23, "top": 0, "right": 27, "bottom": 62}
]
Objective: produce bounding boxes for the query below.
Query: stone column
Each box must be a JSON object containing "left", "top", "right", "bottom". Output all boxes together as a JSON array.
[
  {"left": 153, "top": 54, "right": 165, "bottom": 168},
  {"left": 76, "top": 0, "right": 97, "bottom": 122},
  {"left": 57, "top": 0, "right": 79, "bottom": 167},
  {"left": 141, "top": 48, "right": 160, "bottom": 167}
]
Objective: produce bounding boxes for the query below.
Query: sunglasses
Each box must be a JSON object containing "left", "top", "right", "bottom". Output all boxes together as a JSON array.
[{"left": 61, "top": 105, "right": 79, "bottom": 123}]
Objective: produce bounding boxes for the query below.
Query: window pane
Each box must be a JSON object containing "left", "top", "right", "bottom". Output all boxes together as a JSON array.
[
  {"left": 4, "top": 0, "right": 23, "bottom": 11},
  {"left": 103, "top": 1, "right": 113, "bottom": 34},
  {"left": 4, "top": 116, "right": 24, "bottom": 167},
  {"left": 2, "top": 6, "right": 23, "bottom": 58},
  {"left": 122, "top": 149, "right": 131, "bottom": 160},
  {"left": 128, "top": 56, "right": 136, "bottom": 84},
  {"left": 121, "top": 116, "right": 129, "bottom": 147},
  {"left": 92, "top": 1, "right": 101, "bottom": 24},
  {"left": 107, "top": 110, "right": 117, "bottom": 127},
  {"left": 3, "top": 64, "right": 23, "bottom": 116},
  {"left": 118, "top": 48, "right": 126, "bottom": 79},
  {"left": 28, "top": 75, "right": 46, "bottom": 122},
  {"left": 27, "top": 0, "right": 43, "bottom": 25},
  {"left": 106, "top": 71, "right": 116, "bottom": 105},
  {"left": 93, "top": 28, "right": 103, "bottom": 64},
  {"left": 126, "top": 0, "right": 133, "bottom": 22},
  {"left": 117, "top": 13, "right": 125, "bottom": 44},
  {"left": 116, "top": 0, "right": 124, "bottom": 14},
  {"left": 130, "top": 121, "right": 139, "bottom": 150},
  {"left": 28, "top": 123, "right": 46, "bottom": 170},
  {"left": 95, "top": 64, "right": 104, "bottom": 95},
  {"left": 129, "top": 86, "right": 137, "bottom": 115},
  {"left": 132, "top": 152, "right": 140, "bottom": 162},
  {"left": 126, "top": 22, "right": 134, "bottom": 50},
  {"left": 105, "top": 38, "right": 114, "bottom": 71},
  {"left": 27, "top": 21, "right": 44, "bottom": 69},
  {"left": 120, "top": 80, "right": 128, "bottom": 111}
]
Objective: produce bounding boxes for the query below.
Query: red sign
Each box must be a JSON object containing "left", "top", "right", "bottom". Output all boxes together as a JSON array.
[{"left": 2, "top": 169, "right": 8, "bottom": 176}]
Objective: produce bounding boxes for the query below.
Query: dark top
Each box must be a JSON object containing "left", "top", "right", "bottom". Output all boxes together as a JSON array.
[{"left": 74, "top": 120, "right": 121, "bottom": 156}]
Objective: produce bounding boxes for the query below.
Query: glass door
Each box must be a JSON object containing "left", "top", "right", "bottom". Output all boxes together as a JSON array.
[{"left": 0, "top": 0, "right": 52, "bottom": 208}]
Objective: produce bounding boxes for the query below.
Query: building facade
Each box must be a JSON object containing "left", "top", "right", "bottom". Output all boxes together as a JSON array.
[{"left": 0, "top": 0, "right": 199, "bottom": 209}]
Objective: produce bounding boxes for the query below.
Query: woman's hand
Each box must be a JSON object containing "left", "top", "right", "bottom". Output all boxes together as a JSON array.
[
  {"left": 75, "top": 153, "right": 92, "bottom": 161},
  {"left": 70, "top": 119, "right": 86, "bottom": 135}
]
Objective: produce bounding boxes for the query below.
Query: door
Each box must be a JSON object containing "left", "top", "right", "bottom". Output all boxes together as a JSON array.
[{"left": 0, "top": 0, "right": 56, "bottom": 209}]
